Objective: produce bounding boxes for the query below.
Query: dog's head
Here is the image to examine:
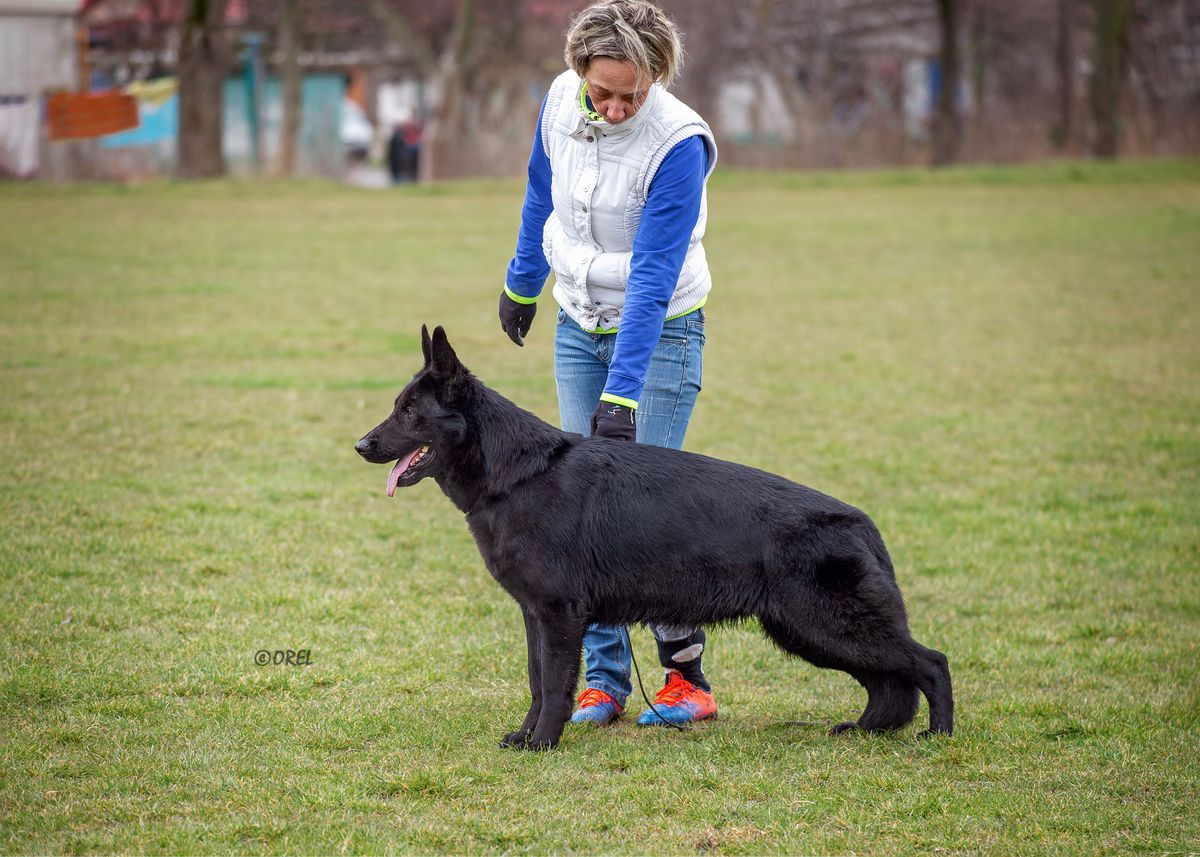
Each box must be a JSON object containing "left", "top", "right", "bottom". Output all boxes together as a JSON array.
[{"left": 355, "top": 325, "right": 470, "bottom": 495}]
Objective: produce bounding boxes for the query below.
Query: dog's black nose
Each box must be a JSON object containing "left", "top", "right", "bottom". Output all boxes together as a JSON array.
[{"left": 355, "top": 437, "right": 372, "bottom": 456}]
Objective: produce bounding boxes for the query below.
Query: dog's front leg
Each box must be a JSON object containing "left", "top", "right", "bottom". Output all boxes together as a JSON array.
[
  {"left": 524, "top": 608, "right": 587, "bottom": 751},
  {"left": 499, "top": 605, "right": 543, "bottom": 749}
]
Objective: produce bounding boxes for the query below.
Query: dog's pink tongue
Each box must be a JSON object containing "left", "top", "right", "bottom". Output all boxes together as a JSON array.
[{"left": 386, "top": 448, "right": 421, "bottom": 497}]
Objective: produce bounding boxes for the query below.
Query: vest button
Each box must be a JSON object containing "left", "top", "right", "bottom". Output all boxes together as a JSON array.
[
  {"left": 586, "top": 135, "right": 594, "bottom": 142},
  {"left": 582, "top": 205, "right": 587, "bottom": 212}
]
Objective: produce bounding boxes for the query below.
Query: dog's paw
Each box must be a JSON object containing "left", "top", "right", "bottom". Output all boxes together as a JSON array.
[
  {"left": 519, "top": 736, "right": 559, "bottom": 752},
  {"left": 829, "top": 721, "right": 860, "bottom": 736},
  {"left": 498, "top": 730, "right": 531, "bottom": 749},
  {"left": 916, "top": 728, "right": 953, "bottom": 740}
]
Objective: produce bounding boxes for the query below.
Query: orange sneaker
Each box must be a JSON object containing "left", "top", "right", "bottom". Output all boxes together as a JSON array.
[
  {"left": 637, "top": 669, "right": 718, "bottom": 726},
  {"left": 570, "top": 687, "right": 624, "bottom": 725}
]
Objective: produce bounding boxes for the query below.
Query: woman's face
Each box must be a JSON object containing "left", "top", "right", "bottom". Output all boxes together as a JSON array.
[{"left": 584, "top": 57, "right": 651, "bottom": 124}]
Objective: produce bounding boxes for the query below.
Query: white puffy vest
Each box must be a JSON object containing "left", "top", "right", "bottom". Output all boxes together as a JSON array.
[{"left": 540, "top": 70, "right": 718, "bottom": 331}]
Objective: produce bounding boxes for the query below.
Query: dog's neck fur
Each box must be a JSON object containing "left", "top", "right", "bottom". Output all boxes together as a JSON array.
[{"left": 434, "top": 373, "right": 570, "bottom": 515}]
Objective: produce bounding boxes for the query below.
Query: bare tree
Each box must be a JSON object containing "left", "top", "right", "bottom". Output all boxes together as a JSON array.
[
  {"left": 276, "top": 0, "right": 301, "bottom": 177},
  {"left": 177, "top": 0, "right": 230, "bottom": 178},
  {"left": 367, "top": 0, "right": 475, "bottom": 182},
  {"left": 1089, "top": 0, "right": 1133, "bottom": 158},
  {"left": 1052, "top": 0, "right": 1076, "bottom": 150},
  {"left": 932, "top": 0, "right": 961, "bottom": 165},
  {"left": 366, "top": 0, "right": 549, "bottom": 181},
  {"left": 420, "top": 0, "right": 478, "bottom": 183}
]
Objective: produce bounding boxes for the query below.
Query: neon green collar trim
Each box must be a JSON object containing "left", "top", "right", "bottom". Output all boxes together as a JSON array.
[{"left": 579, "top": 82, "right": 604, "bottom": 123}]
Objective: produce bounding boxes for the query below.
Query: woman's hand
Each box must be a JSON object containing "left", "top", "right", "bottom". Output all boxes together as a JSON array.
[
  {"left": 499, "top": 291, "right": 537, "bottom": 347},
  {"left": 590, "top": 401, "right": 636, "bottom": 442}
]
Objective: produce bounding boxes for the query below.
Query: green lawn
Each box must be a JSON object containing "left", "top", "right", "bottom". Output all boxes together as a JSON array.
[{"left": 1, "top": 161, "right": 1198, "bottom": 855}]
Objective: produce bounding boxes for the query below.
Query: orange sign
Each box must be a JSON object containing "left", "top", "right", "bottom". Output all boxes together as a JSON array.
[{"left": 46, "top": 91, "right": 139, "bottom": 141}]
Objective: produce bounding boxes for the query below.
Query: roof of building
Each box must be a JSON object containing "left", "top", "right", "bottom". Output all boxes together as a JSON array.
[{"left": 0, "top": 0, "right": 79, "bottom": 15}]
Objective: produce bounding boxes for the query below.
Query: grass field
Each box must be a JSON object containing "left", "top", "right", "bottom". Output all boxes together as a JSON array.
[{"left": 1, "top": 160, "right": 1198, "bottom": 855}]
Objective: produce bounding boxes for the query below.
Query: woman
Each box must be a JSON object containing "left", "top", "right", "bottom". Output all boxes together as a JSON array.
[{"left": 498, "top": 0, "right": 719, "bottom": 727}]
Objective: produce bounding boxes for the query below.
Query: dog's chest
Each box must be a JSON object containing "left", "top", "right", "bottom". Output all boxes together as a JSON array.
[{"left": 465, "top": 512, "right": 541, "bottom": 603}]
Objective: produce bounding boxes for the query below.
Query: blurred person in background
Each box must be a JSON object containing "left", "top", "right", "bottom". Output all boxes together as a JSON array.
[
  {"left": 498, "top": 0, "right": 721, "bottom": 729},
  {"left": 388, "top": 120, "right": 421, "bottom": 184}
]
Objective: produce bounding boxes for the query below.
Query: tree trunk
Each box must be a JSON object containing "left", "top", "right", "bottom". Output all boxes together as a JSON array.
[
  {"left": 752, "top": 0, "right": 807, "bottom": 120},
  {"left": 177, "top": 0, "right": 230, "bottom": 178},
  {"left": 419, "top": 47, "right": 457, "bottom": 183},
  {"left": 418, "top": 0, "right": 476, "bottom": 182},
  {"left": 968, "top": 2, "right": 988, "bottom": 117},
  {"left": 276, "top": 0, "right": 301, "bottom": 177},
  {"left": 1089, "top": 0, "right": 1132, "bottom": 159},
  {"left": 1052, "top": 0, "right": 1075, "bottom": 151},
  {"left": 931, "top": 0, "right": 961, "bottom": 166}
]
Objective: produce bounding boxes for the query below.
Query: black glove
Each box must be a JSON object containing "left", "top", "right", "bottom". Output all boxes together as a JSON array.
[
  {"left": 498, "top": 291, "right": 537, "bottom": 347},
  {"left": 590, "top": 400, "right": 637, "bottom": 442}
]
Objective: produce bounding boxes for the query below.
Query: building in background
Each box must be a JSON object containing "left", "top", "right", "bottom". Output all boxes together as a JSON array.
[{"left": 0, "top": 0, "right": 79, "bottom": 177}]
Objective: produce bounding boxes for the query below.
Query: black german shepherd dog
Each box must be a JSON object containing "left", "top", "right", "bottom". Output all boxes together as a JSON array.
[{"left": 355, "top": 326, "right": 953, "bottom": 750}]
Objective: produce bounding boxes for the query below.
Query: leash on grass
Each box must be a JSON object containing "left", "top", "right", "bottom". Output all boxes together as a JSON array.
[{"left": 624, "top": 626, "right": 690, "bottom": 732}]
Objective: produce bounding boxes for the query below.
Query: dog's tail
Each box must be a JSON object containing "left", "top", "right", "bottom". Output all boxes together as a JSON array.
[{"left": 854, "top": 670, "right": 920, "bottom": 731}]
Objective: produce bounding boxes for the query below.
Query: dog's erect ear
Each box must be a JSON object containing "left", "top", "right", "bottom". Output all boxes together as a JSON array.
[
  {"left": 420, "top": 324, "right": 432, "bottom": 367},
  {"left": 429, "top": 325, "right": 460, "bottom": 380}
]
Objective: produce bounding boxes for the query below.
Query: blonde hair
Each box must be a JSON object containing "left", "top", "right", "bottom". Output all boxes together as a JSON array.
[{"left": 564, "top": 0, "right": 684, "bottom": 90}]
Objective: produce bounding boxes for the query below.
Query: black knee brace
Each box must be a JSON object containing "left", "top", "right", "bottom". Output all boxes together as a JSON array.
[{"left": 655, "top": 628, "right": 710, "bottom": 692}]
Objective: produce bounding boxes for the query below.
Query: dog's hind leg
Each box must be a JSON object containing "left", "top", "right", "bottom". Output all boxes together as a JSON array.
[
  {"left": 830, "top": 670, "right": 919, "bottom": 734},
  {"left": 910, "top": 643, "right": 954, "bottom": 737},
  {"left": 522, "top": 607, "right": 588, "bottom": 751},
  {"left": 500, "top": 606, "right": 543, "bottom": 749},
  {"left": 760, "top": 608, "right": 925, "bottom": 736}
]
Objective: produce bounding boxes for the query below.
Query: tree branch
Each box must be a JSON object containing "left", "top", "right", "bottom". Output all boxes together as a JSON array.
[{"left": 365, "top": 0, "right": 437, "bottom": 73}]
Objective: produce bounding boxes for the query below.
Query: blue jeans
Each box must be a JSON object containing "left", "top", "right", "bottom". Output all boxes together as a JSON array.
[{"left": 554, "top": 306, "right": 706, "bottom": 706}]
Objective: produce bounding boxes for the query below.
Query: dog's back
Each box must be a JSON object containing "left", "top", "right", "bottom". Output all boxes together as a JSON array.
[{"left": 471, "top": 436, "right": 896, "bottom": 629}]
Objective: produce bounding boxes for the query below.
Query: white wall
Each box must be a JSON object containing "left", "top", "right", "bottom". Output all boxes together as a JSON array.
[{"left": 0, "top": 12, "right": 76, "bottom": 95}]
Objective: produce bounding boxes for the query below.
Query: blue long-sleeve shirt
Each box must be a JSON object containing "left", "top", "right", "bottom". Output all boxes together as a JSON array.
[{"left": 506, "top": 98, "right": 709, "bottom": 407}]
